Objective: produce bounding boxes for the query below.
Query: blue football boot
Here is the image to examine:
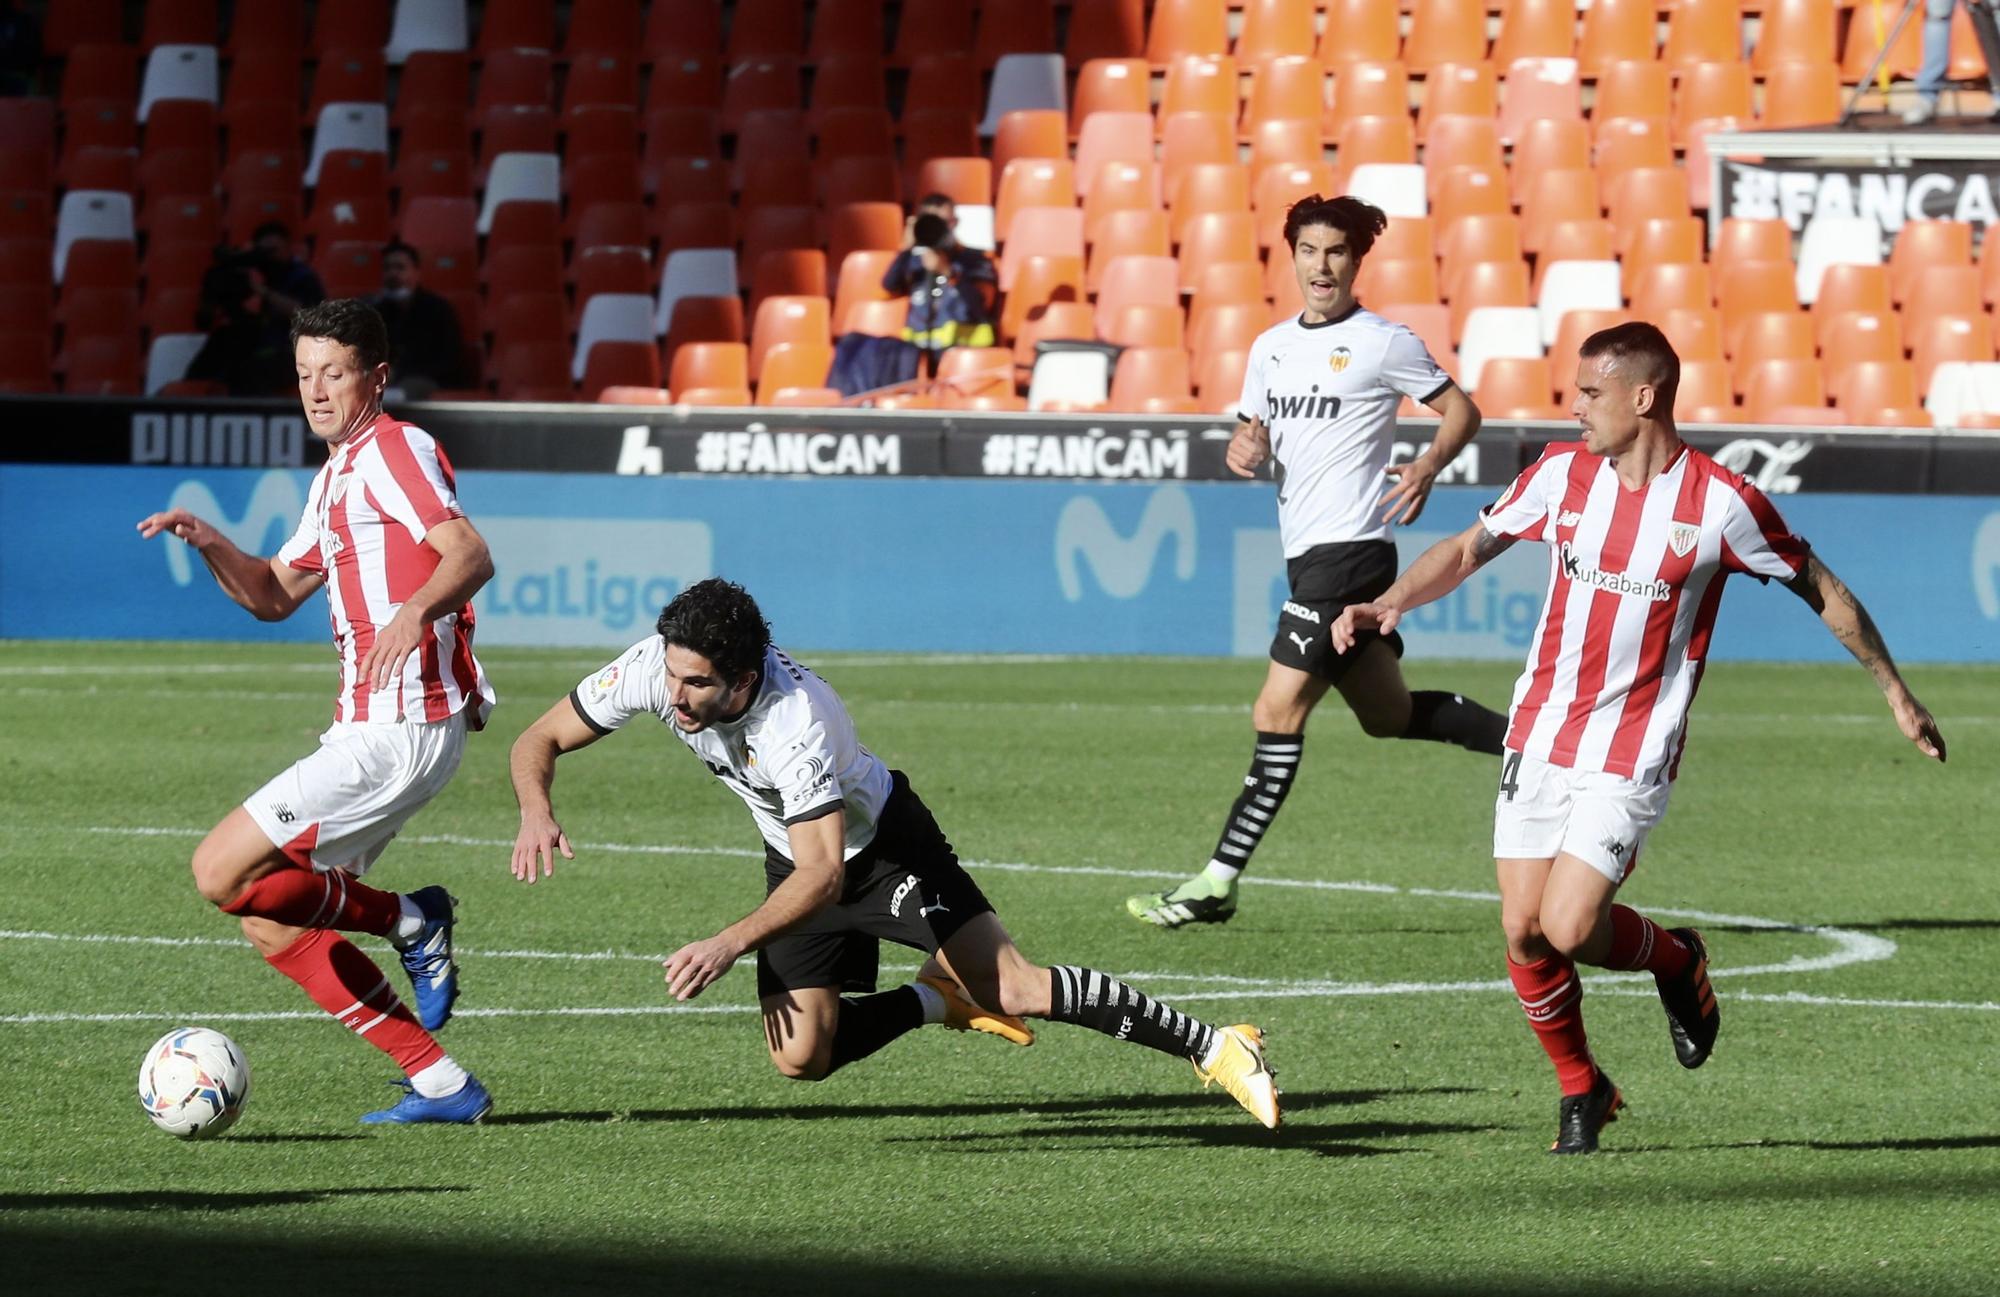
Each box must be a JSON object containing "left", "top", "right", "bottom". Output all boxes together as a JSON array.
[
  {"left": 398, "top": 885, "right": 460, "bottom": 1031},
  {"left": 360, "top": 1074, "right": 493, "bottom": 1126}
]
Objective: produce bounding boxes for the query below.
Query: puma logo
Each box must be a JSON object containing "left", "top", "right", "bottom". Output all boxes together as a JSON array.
[
  {"left": 1287, "top": 631, "right": 1313, "bottom": 655},
  {"left": 919, "top": 901, "right": 950, "bottom": 918}
]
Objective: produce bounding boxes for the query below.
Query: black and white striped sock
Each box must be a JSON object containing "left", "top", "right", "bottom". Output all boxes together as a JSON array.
[
  {"left": 1206, "top": 730, "right": 1304, "bottom": 877},
  {"left": 1047, "top": 965, "right": 1217, "bottom": 1063}
]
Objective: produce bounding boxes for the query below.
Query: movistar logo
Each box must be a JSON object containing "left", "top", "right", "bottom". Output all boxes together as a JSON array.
[
  {"left": 1974, "top": 511, "right": 2000, "bottom": 619},
  {"left": 1264, "top": 389, "right": 1343, "bottom": 422},
  {"left": 161, "top": 471, "right": 305, "bottom": 587},
  {"left": 1054, "top": 485, "right": 1197, "bottom": 602},
  {"left": 1558, "top": 541, "right": 1672, "bottom": 602}
]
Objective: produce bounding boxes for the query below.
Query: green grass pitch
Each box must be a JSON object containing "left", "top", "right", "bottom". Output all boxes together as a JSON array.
[{"left": 2, "top": 641, "right": 1996, "bottom": 1296}]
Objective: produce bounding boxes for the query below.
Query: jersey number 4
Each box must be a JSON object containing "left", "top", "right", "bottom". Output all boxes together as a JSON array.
[{"left": 1499, "top": 751, "right": 1523, "bottom": 802}]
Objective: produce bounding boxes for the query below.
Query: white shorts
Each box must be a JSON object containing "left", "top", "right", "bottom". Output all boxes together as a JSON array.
[
  {"left": 1491, "top": 749, "right": 1672, "bottom": 884},
  {"left": 243, "top": 715, "right": 466, "bottom": 876}
]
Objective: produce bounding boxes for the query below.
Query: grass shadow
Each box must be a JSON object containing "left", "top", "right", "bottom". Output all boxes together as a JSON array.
[
  {"left": 1718, "top": 1134, "right": 2000, "bottom": 1154},
  {"left": 886, "top": 1117, "right": 1498, "bottom": 1158},
  {"left": 0, "top": 1185, "right": 468, "bottom": 1213}
]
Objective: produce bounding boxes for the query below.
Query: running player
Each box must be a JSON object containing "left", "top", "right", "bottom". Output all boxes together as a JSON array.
[
  {"left": 1332, "top": 322, "right": 1945, "bottom": 1153},
  {"left": 508, "top": 579, "right": 1282, "bottom": 1129},
  {"left": 1127, "top": 194, "right": 1508, "bottom": 928},
  {"left": 137, "top": 299, "right": 497, "bottom": 1126}
]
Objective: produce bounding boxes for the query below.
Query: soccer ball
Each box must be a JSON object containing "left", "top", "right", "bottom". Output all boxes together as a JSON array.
[{"left": 138, "top": 1027, "right": 250, "bottom": 1139}]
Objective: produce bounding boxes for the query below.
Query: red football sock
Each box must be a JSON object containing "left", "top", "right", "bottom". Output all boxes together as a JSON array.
[
  {"left": 221, "top": 865, "right": 400, "bottom": 935},
  {"left": 1507, "top": 953, "right": 1598, "bottom": 1096},
  {"left": 265, "top": 929, "right": 443, "bottom": 1076},
  {"left": 1604, "top": 905, "right": 1693, "bottom": 978}
]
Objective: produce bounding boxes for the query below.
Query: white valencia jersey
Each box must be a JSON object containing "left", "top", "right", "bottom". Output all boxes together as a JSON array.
[
  {"left": 1480, "top": 441, "right": 1808, "bottom": 783},
  {"left": 1236, "top": 306, "right": 1455, "bottom": 556},
  {"left": 570, "top": 639, "right": 895, "bottom": 862},
  {"left": 276, "top": 414, "right": 494, "bottom": 728}
]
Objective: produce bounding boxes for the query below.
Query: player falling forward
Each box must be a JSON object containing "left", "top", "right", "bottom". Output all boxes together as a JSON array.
[
  {"left": 137, "top": 299, "right": 497, "bottom": 1126},
  {"left": 508, "top": 579, "right": 1281, "bottom": 1128},
  {"left": 1127, "top": 195, "right": 1508, "bottom": 929},
  {"left": 1332, "top": 323, "right": 1945, "bottom": 1153}
]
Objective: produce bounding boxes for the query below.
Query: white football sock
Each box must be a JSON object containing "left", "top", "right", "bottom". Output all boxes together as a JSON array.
[
  {"left": 909, "top": 979, "right": 948, "bottom": 1025},
  {"left": 1201, "top": 860, "right": 1242, "bottom": 888},
  {"left": 409, "top": 1055, "right": 469, "bottom": 1098},
  {"left": 388, "top": 895, "right": 426, "bottom": 947}
]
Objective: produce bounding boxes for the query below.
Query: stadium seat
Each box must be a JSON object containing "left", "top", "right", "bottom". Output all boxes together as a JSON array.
[
  {"left": 1494, "top": 0, "right": 1576, "bottom": 65},
  {"left": 646, "top": 248, "right": 736, "bottom": 337},
  {"left": 45, "top": 0, "right": 122, "bottom": 58},
  {"left": 1450, "top": 261, "right": 1532, "bottom": 341},
  {"left": 1405, "top": 0, "right": 1486, "bottom": 75},
  {"left": 1083, "top": 159, "right": 1161, "bottom": 243},
  {"left": 1536, "top": 261, "right": 1622, "bottom": 347},
  {"left": 1095, "top": 253, "right": 1181, "bottom": 322},
  {"left": 1475, "top": 356, "right": 1563, "bottom": 419},
  {"left": 61, "top": 148, "right": 137, "bottom": 197},
  {"left": 1170, "top": 162, "right": 1251, "bottom": 241},
  {"left": 1190, "top": 299, "right": 1269, "bottom": 368},
  {"left": 990, "top": 110, "right": 1069, "bottom": 180},
  {"left": 1752, "top": 0, "right": 1837, "bottom": 73},
  {"left": 1837, "top": 361, "right": 1925, "bottom": 426},
  {"left": 137, "top": 44, "right": 219, "bottom": 123},
  {"left": 396, "top": 149, "right": 472, "bottom": 202},
  {"left": 1714, "top": 217, "right": 1793, "bottom": 272},
  {"left": 485, "top": 245, "right": 565, "bottom": 303},
  {"left": 387, "top": 0, "right": 469, "bottom": 64},
  {"left": 1498, "top": 56, "right": 1580, "bottom": 144},
  {"left": 566, "top": 0, "right": 643, "bottom": 58},
  {"left": 1915, "top": 265, "right": 1988, "bottom": 321},
  {"left": 1248, "top": 118, "right": 1324, "bottom": 189},
  {"left": 1002, "top": 207, "right": 1086, "bottom": 290},
  {"left": 1730, "top": 311, "right": 1817, "bottom": 395},
  {"left": 1458, "top": 306, "right": 1544, "bottom": 390},
  {"left": 573, "top": 245, "right": 651, "bottom": 307},
  {"left": 310, "top": 47, "right": 388, "bottom": 117},
  {"left": 748, "top": 295, "right": 832, "bottom": 381},
  {"left": 580, "top": 340, "right": 662, "bottom": 401},
  {"left": 1064, "top": 0, "right": 1145, "bottom": 63},
  {"left": 754, "top": 341, "right": 835, "bottom": 402},
  {"left": 1319, "top": 0, "right": 1399, "bottom": 67},
  {"left": 1663, "top": 0, "right": 1741, "bottom": 69},
  {"left": 973, "top": 0, "right": 1056, "bottom": 69},
  {"left": 1235, "top": 0, "right": 1315, "bottom": 67},
  {"left": 1922, "top": 359, "right": 2000, "bottom": 426},
  {"left": 1098, "top": 300, "right": 1185, "bottom": 349},
  {"left": 1424, "top": 115, "right": 1505, "bottom": 201},
  {"left": 567, "top": 293, "right": 652, "bottom": 380},
  {"left": 1373, "top": 215, "right": 1438, "bottom": 267},
  {"left": 807, "top": 0, "right": 886, "bottom": 63},
  {"left": 814, "top": 107, "right": 895, "bottom": 161},
  {"left": 1675, "top": 359, "right": 1735, "bottom": 422},
  {"left": 1508, "top": 115, "right": 1589, "bottom": 207},
  {"left": 1593, "top": 62, "right": 1671, "bottom": 135},
  {"left": 1519, "top": 168, "right": 1598, "bottom": 255},
  {"left": 1630, "top": 263, "right": 1715, "bottom": 320},
  {"left": 831, "top": 249, "right": 899, "bottom": 333},
  {"left": 1070, "top": 58, "right": 1151, "bottom": 138},
  {"left": 1547, "top": 309, "right": 1631, "bottom": 376},
  {"left": 1793, "top": 216, "right": 1882, "bottom": 305},
  {"left": 1674, "top": 61, "right": 1753, "bottom": 145},
  {"left": 996, "top": 158, "right": 1077, "bottom": 245},
  {"left": 316, "top": 241, "right": 381, "bottom": 299},
  {"left": 980, "top": 55, "right": 1068, "bottom": 136},
  {"left": 1177, "top": 211, "right": 1259, "bottom": 293},
  {"left": 999, "top": 253, "right": 1085, "bottom": 341},
  {"left": 1813, "top": 264, "right": 1894, "bottom": 342},
  {"left": 565, "top": 55, "right": 641, "bottom": 119},
  {"left": 891, "top": 0, "right": 974, "bottom": 64},
  {"left": 1760, "top": 61, "right": 1841, "bottom": 130},
  {"left": 1577, "top": 0, "right": 1656, "bottom": 76},
  {"left": 1716, "top": 260, "right": 1800, "bottom": 354},
  {"left": 647, "top": 54, "right": 725, "bottom": 114},
  {"left": 841, "top": 297, "right": 906, "bottom": 340},
  {"left": 1087, "top": 210, "right": 1171, "bottom": 291},
  {"left": 1255, "top": 161, "right": 1336, "bottom": 246},
  {"left": 143, "top": 0, "right": 218, "bottom": 50},
  {"left": 1889, "top": 220, "right": 1974, "bottom": 306},
  {"left": 1160, "top": 55, "right": 1237, "bottom": 127},
  {"left": 1108, "top": 346, "right": 1195, "bottom": 410},
  {"left": 1419, "top": 62, "right": 1497, "bottom": 142},
  {"left": 306, "top": 103, "right": 388, "bottom": 186},
  {"left": 53, "top": 191, "right": 134, "bottom": 283},
  {"left": 1619, "top": 216, "right": 1703, "bottom": 298},
  {"left": 826, "top": 203, "right": 904, "bottom": 284},
  {"left": 1074, "top": 113, "right": 1154, "bottom": 198},
  {"left": 663, "top": 295, "right": 747, "bottom": 359},
  {"left": 1147, "top": 0, "right": 1229, "bottom": 66},
  {"left": 1011, "top": 298, "right": 1095, "bottom": 367},
  {"left": 1344, "top": 164, "right": 1427, "bottom": 219},
  {"left": 1741, "top": 358, "right": 1827, "bottom": 421},
  {"left": 1432, "top": 166, "right": 1510, "bottom": 228},
  {"left": 62, "top": 333, "right": 144, "bottom": 395},
  {"left": 1328, "top": 59, "right": 1406, "bottom": 135},
  {"left": 1242, "top": 55, "right": 1328, "bottom": 135},
  {"left": 1821, "top": 311, "right": 1905, "bottom": 376},
  {"left": 475, "top": 0, "right": 554, "bottom": 52},
  {"left": 1027, "top": 349, "right": 1110, "bottom": 410},
  {"left": 718, "top": 58, "right": 802, "bottom": 134},
  {"left": 747, "top": 245, "right": 828, "bottom": 319},
  {"left": 1606, "top": 167, "right": 1693, "bottom": 251},
  {"left": 478, "top": 153, "right": 559, "bottom": 235},
  {"left": 726, "top": 0, "right": 806, "bottom": 61},
  {"left": 1195, "top": 345, "right": 1250, "bottom": 406}
]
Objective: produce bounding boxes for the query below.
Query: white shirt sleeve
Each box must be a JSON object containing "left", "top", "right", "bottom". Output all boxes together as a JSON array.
[
  {"left": 764, "top": 718, "right": 845, "bottom": 825},
  {"left": 275, "top": 474, "right": 325, "bottom": 574},
  {"left": 1719, "top": 480, "right": 1809, "bottom": 582},
  {"left": 1378, "top": 325, "right": 1454, "bottom": 405},
  {"left": 569, "top": 638, "right": 665, "bottom": 734},
  {"left": 1480, "top": 445, "right": 1570, "bottom": 543}
]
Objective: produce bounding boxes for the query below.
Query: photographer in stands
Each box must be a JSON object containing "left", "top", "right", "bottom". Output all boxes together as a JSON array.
[
  {"left": 374, "top": 241, "right": 466, "bottom": 400},
  {"left": 184, "top": 249, "right": 295, "bottom": 396},
  {"left": 880, "top": 195, "right": 996, "bottom": 374}
]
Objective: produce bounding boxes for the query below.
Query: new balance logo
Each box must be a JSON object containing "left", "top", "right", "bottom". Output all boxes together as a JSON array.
[
  {"left": 1557, "top": 510, "right": 1583, "bottom": 528},
  {"left": 1600, "top": 836, "right": 1629, "bottom": 860},
  {"left": 272, "top": 802, "right": 296, "bottom": 825}
]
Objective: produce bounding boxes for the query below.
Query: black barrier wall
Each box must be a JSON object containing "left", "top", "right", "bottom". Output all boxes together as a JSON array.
[{"left": 7, "top": 396, "right": 2000, "bottom": 494}]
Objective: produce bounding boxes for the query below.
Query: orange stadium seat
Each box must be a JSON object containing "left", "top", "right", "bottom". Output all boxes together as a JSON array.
[
  {"left": 819, "top": 155, "right": 901, "bottom": 208},
  {"left": 1405, "top": 0, "right": 1487, "bottom": 75},
  {"left": 573, "top": 245, "right": 651, "bottom": 304},
  {"left": 394, "top": 52, "right": 469, "bottom": 127},
  {"left": 1187, "top": 259, "right": 1266, "bottom": 321},
  {"left": 991, "top": 110, "right": 1068, "bottom": 178},
  {"left": 1249, "top": 118, "right": 1325, "bottom": 188},
  {"left": 1450, "top": 261, "right": 1532, "bottom": 340},
  {"left": 810, "top": 59, "right": 890, "bottom": 121},
  {"left": 1147, "top": 0, "right": 1230, "bottom": 67},
  {"left": 1889, "top": 220, "right": 1974, "bottom": 305},
  {"left": 1237, "top": 0, "right": 1316, "bottom": 67},
  {"left": 826, "top": 202, "right": 904, "bottom": 279},
  {"left": 999, "top": 253, "right": 1085, "bottom": 340},
  {"left": 648, "top": 55, "right": 725, "bottom": 113},
  {"left": 1821, "top": 310, "right": 1904, "bottom": 374},
  {"left": 1419, "top": 62, "right": 1498, "bottom": 141},
  {"left": 1095, "top": 252, "right": 1180, "bottom": 321},
  {"left": 974, "top": 0, "right": 1057, "bottom": 69},
  {"left": 1433, "top": 165, "right": 1510, "bottom": 227},
  {"left": 665, "top": 297, "right": 748, "bottom": 364},
  {"left": 1071, "top": 58, "right": 1151, "bottom": 135},
  {"left": 1741, "top": 358, "right": 1827, "bottom": 421},
  {"left": 814, "top": 107, "right": 895, "bottom": 161},
  {"left": 843, "top": 298, "right": 908, "bottom": 339},
  {"left": 1622, "top": 216, "right": 1703, "bottom": 295},
  {"left": 1675, "top": 359, "right": 1734, "bottom": 422},
  {"left": 914, "top": 157, "right": 993, "bottom": 208},
  {"left": 1012, "top": 299, "right": 1096, "bottom": 367},
  {"left": 1477, "top": 356, "right": 1563, "bottom": 418},
  {"left": 1109, "top": 346, "right": 1196, "bottom": 410},
  {"left": 1593, "top": 59, "right": 1670, "bottom": 126},
  {"left": 1083, "top": 159, "right": 1161, "bottom": 242},
  {"left": 1074, "top": 112, "right": 1154, "bottom": 197},
  {"left": 565, "top": 55, "right": 642, "bottom": 118},
  {"left": 1493, "top": 0, "right": 1575, "bottom": 64},
  {"left": 1087, "top": 209, "right": 1170, "bottom": 290},
  {"left": 1002, "top": 208, "right": 1086, "bottom": 289},
  {"left": 902, "top": 111, "right": 982, "bottom": 197},
  {"left": 1534, "top": 218, "right": 1616, "bottom": 294},
  {"left": 1170, "top": 162, "right": 1251, "bottom": 241},
  {"left": 1255, "top": 161, "right": 1335, "bottom": 246},
  {"left": 1320, "top": 0, "right": 1400, "bottom": 67},
  {"left": 747, "top": 248, "right": 829, "bottom": 316},
  {"left": 1243, "top": 55, "right": 1329, "bottom": 135},
  {"left": 892, "top": 0, "right": 974, "bottom": 64},
  {"left": 478, "top": 0, "right": 555, "bottom": 54},
  {"left": 1593, "top": 116, "right": 1675, "bottom": 195},
  {"left": 1520, "top": 167, "right": 1599, "bottom": 254},
  {"left": 831, "top": 249, "right": 897, "bottom": 332},
  {"left": 1576, "top": 0, "right": 1657, "bottom": 76},
  {"left": 143, "top": 0, "right": 218, "bottom": 49},
  {"left": 1498, "top": 56, "right": 1581, "bottom": 144},
  {"left": 1374, "top": 214, "right": 1436, "bottom": 265},
  {"left": 995, "top": 158, "right": 1076, "bottom": 245},
  {"left": 1191, "top": 299, "right": 1268, "bottom": 366},
  {"left": 1177, "top": 211, "right": 1259, "bottom": 292},
  {"left": 1836, "top": 361, "right": 1924, "bottom": 425},
  {"left": 1713, "top": 217, "right": 1792, "bottom": 272},
  {"left": 1607, "top": 166, "right": 1693, "bottom": 249},
  {"left": 1675, "top": 61, "right": 1753, "bottom": 143},
  {"left": 1328, "top": 60, "right": 1407, "bottom": 135},
  {"left": 1753, "top": 0, "right": 1837, "bottom": 73},
  {"left": 1160, "top": 53, "right": 1238, "bottom": 124},
  {"left": 1630, "top": 262, "right": 1714, "bottom": 319},
  {"left": 1424, "top": 115, "right": 1505, "bottom": 202},
  {"left": 1813, "top": 264, "right": 1894, "bottom": 340},
  {"left": 1360, "top": 256, "right": 1442, "bottom": 307},
  {"left": 1160, "top": 112, "right": 1237, "bottom": 201},
  {"left": 485, "top": 245, "right": 565, "bottom": 300},
  {"left": 63, "top": 333, "right": 144, "bottom": 395},
  {"left": 1099, "top": 300, "right": 1185, "bottom": 349},
  {"left": 1914, "top": 265, "right": 1988, "bottom": 321},
  {"left": 654, "top": 199, "right": 738, "bottom": 253},
  {"left": 755, "top": 342, "right": 835, "bottom": 402},
  {"left": 310, "top": 48, "right": 387, "bottom": 118},
  {"left": 905, "top": 53, "right": 982, "bottom": 120},
  {"left": 1663, "top": 0, "right": 1741, "bottom": 70},
  {"left": 1439, "top": 213, "right": 1523, "bottom": 299},
  {"left": 1730, "top": 310, "right": 1816, "bottom": 395},
  {"left": 719, "top": 58, "right": 802, "bottom": 133},
  {"left": 1911, "top": 312, "right": 1997, "bottom": 392},
  {"left": 1759, "top": 61, "right": 1842, "bottom": 129},
  {"left": 1195, "top": 346, "right": 1250, "bottom": 404},
  {"left": 1067, "top": 0, "right": 1147, "bottom": 64},
  {"left": 809, "top": 0, "right": 886, "bottom": 62},
  {"left": 1716, "top": 260, "right": 1800, "bottom": 353},
  {"left": 644, "top": 0, "right": 722, "bottom": 59},
  {"left": 749, "top": 294, "right": 831, "bottom": 380}
]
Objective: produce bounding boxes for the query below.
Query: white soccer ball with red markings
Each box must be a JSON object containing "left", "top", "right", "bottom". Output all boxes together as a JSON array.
[{"left": 138, "top": 1027, "right": 250, "bottom": 1138}]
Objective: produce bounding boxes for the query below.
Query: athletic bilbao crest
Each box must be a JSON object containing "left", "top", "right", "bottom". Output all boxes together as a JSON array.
[{"left": 1669, "top": 523, "right": 1699, "bottom": 558}]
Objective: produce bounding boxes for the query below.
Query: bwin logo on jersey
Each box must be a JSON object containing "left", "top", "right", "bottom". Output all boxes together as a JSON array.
[
  {"left": 1264, "top": 389, "right": 1343, "bottom": 422},
  {"left": 1055, "top": 485, "right": 1197, "bottom": 602},
  {"left": 161, "top": 472, "right": 306, "bottom": 587}
]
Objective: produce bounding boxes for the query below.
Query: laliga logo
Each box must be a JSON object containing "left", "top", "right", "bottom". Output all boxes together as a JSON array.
[
  {"left": 160, "top": 472, "right": 304, "bottom": 587},
  {"left": 1054, "top": 484, "right": 1197, "bottom": 602},
  {"left": 1974, "top": 511, "right": 2000, "bottom": 620}
]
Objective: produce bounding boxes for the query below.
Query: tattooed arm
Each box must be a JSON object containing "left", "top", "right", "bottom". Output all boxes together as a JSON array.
[
  {"left": 1331, "top": 522, "right": 1516, "bottom": 652},
  {"left": 1785, "top": 548, "right": 1946, "bottom": 762}
]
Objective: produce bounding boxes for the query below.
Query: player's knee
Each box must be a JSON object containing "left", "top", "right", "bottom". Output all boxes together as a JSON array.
[
  {"left": 1355, "top": 708, "right": 1404, "bottom": 739},
  {"left": 769, "top": 1044, "right": 832, "bottom": 1081},
  {"left": 190, "top": 847, "right": 242, "bottom": 907},
  {"left": 1250, "top": 697, "right": 1308, "bottom": 733},
  {"left": 1540, "top": 911, "right": 1596, "bottom": 959},
  {"left": 1500, "top": 909, "right": 1546, "bottom": 958}
]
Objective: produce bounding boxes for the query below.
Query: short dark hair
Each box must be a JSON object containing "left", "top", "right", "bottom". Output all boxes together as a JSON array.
[
  {"left": 290, "top": 298, "right": 391, "bottom": 370},
  {"left": 912, "top": 212, "right": 953, "bottom": 247},
  {"left": 1578, "top": 321, "right": 1680, "bottom": 411},
  {"left": 381, "top": 239, "right": 420, "bottom": 265},
  {"left": 252, "top": 220, "right": 291, "bottom": 243},
  {"left": 917, "top": 192, "right": 954, "bottom": 211},
  {"left": 1282, "top": 194, "right": 1389, "bottom": 260},
  {"left": 656, "top": 578, "right": 771, "bottom": 682}
]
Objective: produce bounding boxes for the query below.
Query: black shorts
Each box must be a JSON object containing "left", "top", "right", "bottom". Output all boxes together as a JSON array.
[
  {"left": 1271, "top": 539, "right": 1405, "bottom": 683},
  {"left": 756, "top": 770, "right": 996, "bottom": 999}
]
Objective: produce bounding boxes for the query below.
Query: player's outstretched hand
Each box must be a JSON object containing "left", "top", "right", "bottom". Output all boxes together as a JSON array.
[
  {"left": 358, "top": 604, "right": 429, "bottom": 692},
  {"left": 512, "top": 813, "right": 574, "bottom": 883},
  {"left": 1379, "top": 455, "right": 1440, "bottom": 525},
  {"left": 1226, "top": 417, "right": 1272, "bottom": 478},
  {"left": 1331, "top": 601, "right": 1401, "bottom": 654},
  {"left": 1891, "top": 689, "right": 1947, "bottom": 763},
  {"left": 136, "top": 508, "right": 218, "bottom": 548},
  {"left": 663, "top": 934, "right": 742, "bottom": 1002}
]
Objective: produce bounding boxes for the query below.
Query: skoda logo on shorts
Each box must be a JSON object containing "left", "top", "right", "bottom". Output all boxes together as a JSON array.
[{"left": 1328, "top": 347, "right": 1352, "bottom": 374}]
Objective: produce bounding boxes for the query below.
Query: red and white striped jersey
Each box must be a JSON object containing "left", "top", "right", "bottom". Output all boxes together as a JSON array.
[
  {"left": 1479, "top": 440, "right": 1807, "bottom": 783},
  {"left": 277, "top": 414, "right": 494, "bottom": 727}
]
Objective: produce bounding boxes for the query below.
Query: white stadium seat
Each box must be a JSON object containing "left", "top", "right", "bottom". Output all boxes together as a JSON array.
[
  {"left": 146, "top": 333, "right": 208, "bottom": 394},
  {"left": 655, "top": 248, "right": 739, "bottom": 335},
  {"left": 305, "top": 103, "right": 390, "bottom": 186},
  {"left": 1344, "top": 163, "right": 1428, "bottom": 218},
  {"left": 53, "top": 190, "right": 134, "bottom": 282},
  {"left": 980, "top": 54, "right": 1067, "bottom": 135},
  {"left": 477, "top": 152, "right": 560, "bottom": 235},
  {"left": 1536, "top": 260, "right": 1623, "bottom": 347},
  {"left": 1457, "top": 306, "right": 1544, "bottom": 393},
  {"left": 137, "top": 44, "right": 218, "bottom": 122},
  {"left": 387, "top": 0, "right": 469, "bottom": 64},
  {"left": 572, "top": 293, "right": 655, "bottom": 381},
  {"left": 1794, "top": 215, "right": 1882, "bottom": 305},
  {"left": 1027, "top": 350, "right": 1111, "bottom": 410}
]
